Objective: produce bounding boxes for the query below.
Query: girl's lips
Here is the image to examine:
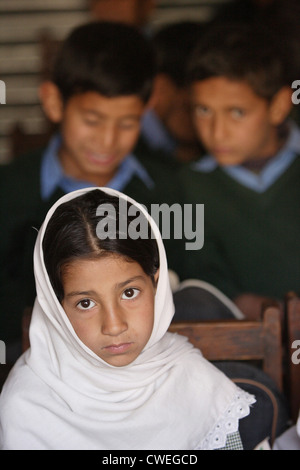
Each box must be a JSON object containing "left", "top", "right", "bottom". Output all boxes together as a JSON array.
[{"left": 103, "top": 343, "right": 133, "bottom": 354}]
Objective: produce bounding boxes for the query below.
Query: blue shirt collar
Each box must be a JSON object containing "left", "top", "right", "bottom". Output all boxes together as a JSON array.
[
  {"left": 141, "top": 109, "right": 177, "bottom": 155},
  {"left": 40, "top": 134, "right": 154, "bottom": 200},
  {"left": 192, "top": 122, "right": 300, "bottom": 193}
]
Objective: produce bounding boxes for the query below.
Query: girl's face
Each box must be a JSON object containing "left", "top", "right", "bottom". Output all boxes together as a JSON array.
[{"left": 61, "top": 255, "right": 158, "bottom": 367}]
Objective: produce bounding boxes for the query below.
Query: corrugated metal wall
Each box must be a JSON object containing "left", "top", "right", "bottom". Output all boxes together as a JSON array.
[{"left": 0, "top": 0, "right": 228, "bottom": 163}]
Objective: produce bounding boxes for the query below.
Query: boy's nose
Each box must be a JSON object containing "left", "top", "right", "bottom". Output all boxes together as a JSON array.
[
  {"left": 211, "top": 116, "right": 227, "bottom": 142},
  {"left": 97, "top": 124, "right": 117, "bottom": 153}
]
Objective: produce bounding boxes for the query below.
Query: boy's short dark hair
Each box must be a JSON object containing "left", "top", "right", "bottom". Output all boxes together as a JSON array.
[
  {"left": 152, "top": 21, "right": 204, "bottom": 88},
  {"left": 187, "top": 23, "right": 292, "bottom": 101},
  {"left": 52, "top": 21, "right": 155, "bottom": 103}
]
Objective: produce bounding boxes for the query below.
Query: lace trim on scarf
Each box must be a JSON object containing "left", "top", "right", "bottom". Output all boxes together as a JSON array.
[{"left": 196, "top": 388, "right": 256, "bottom": 450}]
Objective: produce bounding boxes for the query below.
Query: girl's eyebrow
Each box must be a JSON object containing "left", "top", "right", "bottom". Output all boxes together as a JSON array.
[
  {"left": 117, "top": 276, "right": 146, "bottom": 289},
  {"left": 65, "top": 276, "right": 146, "bottom": 298},
  {"left": 65, "top": 290, "right": 98, "bottom": 298}
]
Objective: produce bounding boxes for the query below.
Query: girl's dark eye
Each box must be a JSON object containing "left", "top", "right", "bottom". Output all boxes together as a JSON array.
[
  {"left": 78, "top": 299, "right": 95, "bottom": 310},
  {"left": 122, "top": 288, "right": 139, "bottom": 300}
]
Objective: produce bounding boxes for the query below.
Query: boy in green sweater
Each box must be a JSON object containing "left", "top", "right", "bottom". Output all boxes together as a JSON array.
[
  {"left": 0, "top": 21, "right": 182, "bottom": 360},
  {"left": 180, "top": 23, "right": 300, "bottom": 319}
]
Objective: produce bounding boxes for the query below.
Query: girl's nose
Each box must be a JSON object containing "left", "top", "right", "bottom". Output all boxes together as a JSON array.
[{"left": 101, "top": 306, "right": 128, "bottom": 336}]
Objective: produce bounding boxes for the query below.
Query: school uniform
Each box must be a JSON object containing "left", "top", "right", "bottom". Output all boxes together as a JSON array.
[
  {"left": 179, "top": 122, "right": 300, "bottom": 300},
  {"left": 140, "top": 108, "right": 177, "bottom": 156}
]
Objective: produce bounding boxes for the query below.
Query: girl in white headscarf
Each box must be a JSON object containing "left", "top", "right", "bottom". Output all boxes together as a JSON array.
[{"left": 0, "top": 188, "right": 255, "bottom": 450}]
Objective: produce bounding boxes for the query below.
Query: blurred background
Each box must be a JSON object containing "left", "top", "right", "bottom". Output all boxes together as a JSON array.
[{"left": 0, "top": 0, "right": 230, "bottom": 164}]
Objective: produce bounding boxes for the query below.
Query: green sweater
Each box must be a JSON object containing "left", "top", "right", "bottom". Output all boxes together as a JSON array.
[
  {"left": 0, "top": 146, "right": 183, "bottom": 343},
  {"left": 179, "top": 156, "right": 300, "bottom": 301}
]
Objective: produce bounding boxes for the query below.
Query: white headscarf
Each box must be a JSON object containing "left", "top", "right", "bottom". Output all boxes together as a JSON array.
[{"left": 0, "top": 188, "right": 254, "bottom": 450}]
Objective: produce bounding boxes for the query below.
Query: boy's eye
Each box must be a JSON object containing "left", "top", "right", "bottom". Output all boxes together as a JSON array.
[
  {"left": 122, "top": 288, "right": 140, "bottom": 300},
  {"left": 194, "top": 105, "right": 211, "bottom": 118},
  {"left": 231, "top": 108, "right": 245, "bottom": 119},
  {"left": 77, "top": 299, "right": 96, "bottom": 310},
  {"left": 119, "top": 121, "right": 139, "bottom": 131},
  {"left": 84, "top": 119, "right": 98, "bottom": 126}
]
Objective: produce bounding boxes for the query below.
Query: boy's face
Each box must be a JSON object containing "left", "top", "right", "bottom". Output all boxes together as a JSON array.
[
  {"left": 56, "top": 91, "right": 146, "bottom": 186},
  {"left": 191, "top": 77, "right": 283, "bottom": 166}
]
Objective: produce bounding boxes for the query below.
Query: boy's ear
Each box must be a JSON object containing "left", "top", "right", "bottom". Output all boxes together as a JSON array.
[
  {"left": 269, "top": 86, "right": 293, "bottom": 126},
  {"left": 39, "top": 81, "right": 64, "bottom": 123}
]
